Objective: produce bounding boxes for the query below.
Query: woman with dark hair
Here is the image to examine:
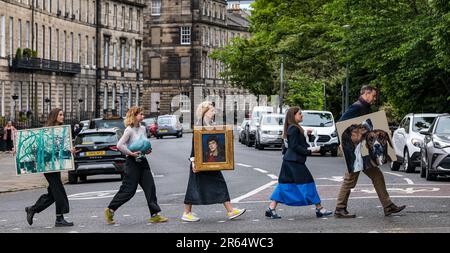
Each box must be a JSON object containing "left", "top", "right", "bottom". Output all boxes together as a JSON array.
[
  {"left": 265, "top": 107, "right": 333, "bottom": 219},
  {"left": 181, "top": 101, "right": 246, "bottom": 222},
  {"left": 24, "top": 108, "right": 76, "bottom": 227},
  {"left": 104, "top": 106, "right": 168, "bottom": 225}
]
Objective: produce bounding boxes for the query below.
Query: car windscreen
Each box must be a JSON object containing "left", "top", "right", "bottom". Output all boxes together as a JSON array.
[
  {"left": 262, "top": 116, "right": 284, "bottom": 126},
  {"left": 435, "top": 117, "right": 450, "bottom": 135},
  {"left": 412, "top": 117, "right": 435, "bottom": 132},
  {"left": 75, "top": 133, "right": 118, "bottom": 145},
  {"left": 95, "top": 120, "right": 125, "bottom": 130},
  {"left": 158, "top": 117, "right": 175, "bottom": 125},
  {"left": 302, "top": 112, "right": 334, "bottom": 127}
]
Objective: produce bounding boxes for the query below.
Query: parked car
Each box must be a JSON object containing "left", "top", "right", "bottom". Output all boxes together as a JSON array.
[
  {"left": 143, "top": 117, "right": 158, "bottom": 137},
  {"left": 238, "top": 119, "right": 250, "bottom": 143},
  {"left": 301, "top": 110, "right": 339, "bottom": 156},
  {"left": 418, "top": 114, "right": 450, "bottom": 180},
  {"left": 391, "top": 113, "right": 439, "bottom": 172},
  {"left": 244, "top": 106, "right": 274, "bottom": 147},
  {"left": 156, "top": 115, "right": 183, "bottom": 139},
  {"left": 70, "top": 128, "right": 126, "bottom": 184},
  {"left": 255, "top": 114, "right": 285, "bottom": 150}
]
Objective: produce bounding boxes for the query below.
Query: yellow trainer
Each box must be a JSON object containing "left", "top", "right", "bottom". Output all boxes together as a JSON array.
[
  {"left": 148, "top": 214, "right": 169, "bottom": 223},
  {"left": 104, "top": 208, "right": 115, "bottom": 225}
]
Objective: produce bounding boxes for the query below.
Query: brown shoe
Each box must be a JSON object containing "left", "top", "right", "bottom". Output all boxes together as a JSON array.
[
  {"left": 384, "top": 204, "right": 406, "bottom": 216},
  {"left": 334, "top": 208, "right": 356, "bottom": 218}
]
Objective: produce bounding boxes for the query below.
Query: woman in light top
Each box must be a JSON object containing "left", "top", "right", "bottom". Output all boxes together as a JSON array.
[{"left": 104, "top": 106, "right": 168, "bottom": 224}]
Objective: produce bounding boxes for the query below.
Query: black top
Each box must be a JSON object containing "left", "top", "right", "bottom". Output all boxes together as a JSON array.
[
  {"left": 338, "top": 97, "right": 372, "bottom": 122},
  {"left": 283, "top": 125, "right": 311, "bottom": 163}
]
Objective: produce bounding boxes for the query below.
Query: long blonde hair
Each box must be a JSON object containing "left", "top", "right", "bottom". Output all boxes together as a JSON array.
[
  {"left": 196, "top": 101, "right": 213, "bottom": 125},
  {"left": 124, "top": 106, "right": 144, "bottom": 127}
]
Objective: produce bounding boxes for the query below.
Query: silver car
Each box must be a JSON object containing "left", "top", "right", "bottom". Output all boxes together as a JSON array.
[
  {"left": 418, "top": 114, "right": 450, "bottom": 180},
  {"left": 254, "top": 114, "right": 285, "bottom": 150},
  {"left": 156, "top": 115, "right": 183, "bottom": 139}
]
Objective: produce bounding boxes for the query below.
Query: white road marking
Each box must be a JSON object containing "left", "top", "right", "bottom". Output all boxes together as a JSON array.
[
  {"left": 45, "top": 226, "right": 52, "bottom": 229},
  {"left": 217, "top": 221, "right": 226, "bottom": 223},
  {"left": 68, "top": 190, "right": 143, "bottom": 200},
  {"left": 113, "top": 224, "right": 120, "bottom": 227},
  {"left": 404, "top": 178, "right": 414, "bottom": 185},
  {"left": 237, "top": 163, "right": 252, "bottom": 168},
  {"left": 430, "top": 215, "right": 439, "bottom": 218},
  {"left": 0, "top": 220, "right": 7, "bottom": 222},
  {"left": 267, "top": 174, "right": 278, "bottom": 180},
  {"left": 357, "top": 216, "right": 364, "bottom": 219},
  {"left": 252, "top": 219, "right": 260, "bottom": 222},
  {"left": 321, "top": 218, "right": 328, "bottom": 220},
  {"left": 352, "top": 187, "right": 439, "bottom": 194},
  {"left": 91, "top": 216, "right": 98, "bottom": 218},
  {"left": 11, "top": 228, "right": 20, "bottom": 231},
  {"left": 69, "top": 231, "right": 79, "bottom": 233},
  {"left": 288, "top": 219, "right": 295, "bottom": 221},
  {"left": 368, "top": 231, "right": 379, "bottom": 233},
  {"left": 215, "top": 211, "right": 222, "bottom": 213},
  {"left": 78, "top": 225, "right": 85, "bottom": 228},
  {"left": 253, "top": 168, "right": 268, "bottom": 174},
  {"left": 231, "top": 180, "right": 277, "bottom": 203},
  {"left": 384, "top": 172, "right": 403, "bottom": 177},
  {"left": 123, "top": 214, "right": 131, "bottom": 217},
  {"left": 171, "top": 193, "right": 186, "bottom": 196},
  {"left": 316, "top": 176, "right": 344, "bottom": 182}
]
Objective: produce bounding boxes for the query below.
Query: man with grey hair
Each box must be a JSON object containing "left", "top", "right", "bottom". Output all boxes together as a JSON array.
[{"left": 334, "top": 84, "right": 406, "bottom": 218}]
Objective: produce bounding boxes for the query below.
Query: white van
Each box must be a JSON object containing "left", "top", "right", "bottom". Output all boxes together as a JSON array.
[
  {"left": 243, "top": 106, "right": 274, "bottom": 147},
  {"left": 301, "top": 110, "right": 339, "bottom": 156}
]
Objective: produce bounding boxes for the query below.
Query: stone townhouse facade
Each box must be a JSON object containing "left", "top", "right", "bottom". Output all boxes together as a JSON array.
[
  {"left": 0, "top": 0, "right": 144, "bottom": 126},
  {"left": 142, "top": 0, "right": 251, "bottom": 129}
]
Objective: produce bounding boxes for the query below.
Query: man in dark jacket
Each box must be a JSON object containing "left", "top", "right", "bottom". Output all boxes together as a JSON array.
[{"left": 334, "top": 85, "right": 406, "bottom": 218}]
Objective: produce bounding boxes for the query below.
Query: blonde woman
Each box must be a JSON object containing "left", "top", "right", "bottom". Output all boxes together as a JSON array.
[
  {"left": 104, "top": 107, "right": 168, "bottom": 224},
  {"left": 182, "top": 101, "right": 246, "bottom": 222}
]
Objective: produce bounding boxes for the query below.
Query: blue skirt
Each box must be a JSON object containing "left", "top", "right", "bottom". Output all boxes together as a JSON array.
[{"left": 270, "top": 182, "right": 321, "bottom": 206}]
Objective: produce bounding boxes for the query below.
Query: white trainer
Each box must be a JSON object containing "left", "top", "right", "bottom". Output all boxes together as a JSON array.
[
  {"left": 181, "top": 212, "right": 200, "bottom": 222},
  {"left": 227, "top": 208, "right": 246, "bottom": 220}
]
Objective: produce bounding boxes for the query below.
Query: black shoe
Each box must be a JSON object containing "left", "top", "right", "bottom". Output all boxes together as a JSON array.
[
  {"left": 55, "top": 216, "right": 74, "bottom": 227},
  {"left": 25, "top": 206, "right": 35, "bottom": 226},
  {"left": 265, "top": 208, "right": 281, "bottom": 219},
  {"left": 384, "top": 204, "right": 406, "bottom": 216},
  {"left": 334, "top": 208, "right": 356, "bottom": 218}
]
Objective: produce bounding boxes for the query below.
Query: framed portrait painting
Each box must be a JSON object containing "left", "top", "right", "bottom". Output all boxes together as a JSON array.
[
  {"left": 336, "top": 110, "right": 396, "bottom": 173},
  {"left": 193, "top": 125, "right": 234, "bottom": 171},
  {"left": 14, "top": 125, "right": 75, "bottom": 175}
]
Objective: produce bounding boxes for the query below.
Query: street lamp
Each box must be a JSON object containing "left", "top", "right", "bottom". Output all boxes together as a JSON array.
[
  {"left": 342, "top": 24, "right": 352, "bottom": 114},
  {"left": 44, "top": 97, "right": 51, "bottom": 115},
  {"left": 156, "top": 101, "right": 160, "bottom": 116},
  {"left": 11, "top": 94, "right": 19, "bottom": 121},
  {"left": 78, "top": 98, "right": 84, "bottom": 120}
]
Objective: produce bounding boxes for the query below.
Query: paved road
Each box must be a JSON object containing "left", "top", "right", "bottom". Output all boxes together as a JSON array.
[{"left": 1, "top": 133, "right": 450, "bottom": 233}]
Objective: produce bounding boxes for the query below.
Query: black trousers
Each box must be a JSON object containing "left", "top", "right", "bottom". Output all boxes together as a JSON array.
[
  {"left": 31, "top": 172, "right": 70, "bottom": 215},
  {"left": 108, "top": 156, "right": 161, "bottom": 216}
]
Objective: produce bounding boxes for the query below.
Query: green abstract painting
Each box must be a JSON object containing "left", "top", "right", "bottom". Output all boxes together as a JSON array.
[{"left": 14, "top": 125, "right": 74, "bottom": 175}]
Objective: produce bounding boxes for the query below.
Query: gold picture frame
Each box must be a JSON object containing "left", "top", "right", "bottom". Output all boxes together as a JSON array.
[{"left": 193, "top": 125, "right": 234, "bottom": 171}]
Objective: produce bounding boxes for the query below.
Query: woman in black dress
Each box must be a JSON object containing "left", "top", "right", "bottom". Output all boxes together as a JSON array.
[
  {"left": 3, "top": 121, "right": 17, "bottom": 152},
  {"left": 265, "top": 107, "right": 333, "bottom": 219},
  {"left": 182, "top": 101, "right": 246, "bottom": 222}
]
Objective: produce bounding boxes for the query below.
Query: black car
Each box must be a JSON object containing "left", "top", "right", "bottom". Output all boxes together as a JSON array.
[{"left": 70, "top": 128, "right": 126, "bottom": 184}]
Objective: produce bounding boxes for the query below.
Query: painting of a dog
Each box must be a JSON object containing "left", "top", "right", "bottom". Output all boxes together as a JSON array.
[{"left": 336, "top": 111, "right": 396, "bottom": 173}]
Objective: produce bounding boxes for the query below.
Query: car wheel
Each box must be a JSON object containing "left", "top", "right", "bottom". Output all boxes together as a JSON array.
[
  {"left": 68, "top": 172, "right": 78, "bottom": 184},
  {"left": 320, "top": 150, "right": 327, "bottom": 156},
  {"left": 404, "top": 148, "right": 415, "bottom": 173},
  {"left": 391, "top": 161, "right": 401, "bottom": 171},
  {"left": 425, "top": 163, "right": 437, "bottom": 181},
  {"left": 246, "top": 134, "right": 253, "bottom": 147},
  {"left": 331, "top": 148, "right": 338, "bottom": 157}
]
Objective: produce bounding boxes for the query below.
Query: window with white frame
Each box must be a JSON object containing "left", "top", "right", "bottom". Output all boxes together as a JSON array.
[
  {"left": 120, "top": 41, "right": 125, "bottom": 69},
  {"left": 180, "top": 92, "right": 190, "bottom": 112},
  {"left": 112, "top": 43, "right": 117, "bottom": 68},
  {"left": 151, "top": 0, "right": 161, "bottom": 15},
  {"left": 180, "top": 26, "right": 191, "bottom": 45},
  {"left": 1, "top": 16, "right": 6, "bottom": 57},
  {"left": 25, "top": 21, "right": 30, "bottom": 48},
  {"left": 128, "top": 44, "right": 132, "bottom": 69},
  {"left": 135, "top": 42, "right": 140, "bottom": 70},
  {"left": 9, "top": 17, "right": 13, "bottom": 58},
  {"left": 104, "top": 37, "right": 109, "bottom": 67}
]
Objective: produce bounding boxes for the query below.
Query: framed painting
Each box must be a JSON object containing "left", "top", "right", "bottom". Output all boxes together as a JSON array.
[
  {"left": 336, "top": 110, "right": 396, "bottom": 173},
  {"left": 193, "top": 125, "right": 234, "bottom": 171},
  {"left": 14, "top": 125, "right": 74, "bottom": 175}
]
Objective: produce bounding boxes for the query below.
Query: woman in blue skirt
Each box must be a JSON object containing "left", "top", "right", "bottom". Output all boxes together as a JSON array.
[{"left": 265, "top": 107, "right": 333, "bottom": 219}]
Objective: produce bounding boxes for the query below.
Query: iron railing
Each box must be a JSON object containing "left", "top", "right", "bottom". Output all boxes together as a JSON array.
[{"left": 9, "top": 56, "right": 81, "bottom": 74}]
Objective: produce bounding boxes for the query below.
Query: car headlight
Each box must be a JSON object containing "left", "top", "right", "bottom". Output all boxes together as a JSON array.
[
  {"left": 411, "top": 138, "right": 422, "bottom": 146},
  {"left": 331, "top": 130, "right": 337, "bottom": 138},
  {"left": 433, "top": 139, "right": 448, "bottom": 149}
]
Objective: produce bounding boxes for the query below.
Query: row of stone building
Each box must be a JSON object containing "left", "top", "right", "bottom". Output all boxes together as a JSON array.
[{"left": 0, "top": 0, "right": 250, "bottom": 128}]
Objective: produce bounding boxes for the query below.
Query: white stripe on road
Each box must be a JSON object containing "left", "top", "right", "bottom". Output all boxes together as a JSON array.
[
  {"left": 231, "top": 180, "right": 278, "bottom": 203},
  {"left": 384, "top": 172, "right": 404, "bottom": 177},
  {"left": 404, "top": 178, "right": 414, "bottom": 185},
  {"left": 267, "top": 174, "right": 278, "bottom": 180},
  {"left": 253, "top": 168, "right": 268, "bottom": 174},
  {"left": 237, "top": 163, "right": 252, "bottom": 168}
]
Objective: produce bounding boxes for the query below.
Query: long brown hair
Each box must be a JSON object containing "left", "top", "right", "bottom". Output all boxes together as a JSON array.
[
  {"left": 45, "top": 108, "right": 63, "bottom": 127},
  {"left": 282, "top": 107, "right": 304, "bottom": 139}
]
